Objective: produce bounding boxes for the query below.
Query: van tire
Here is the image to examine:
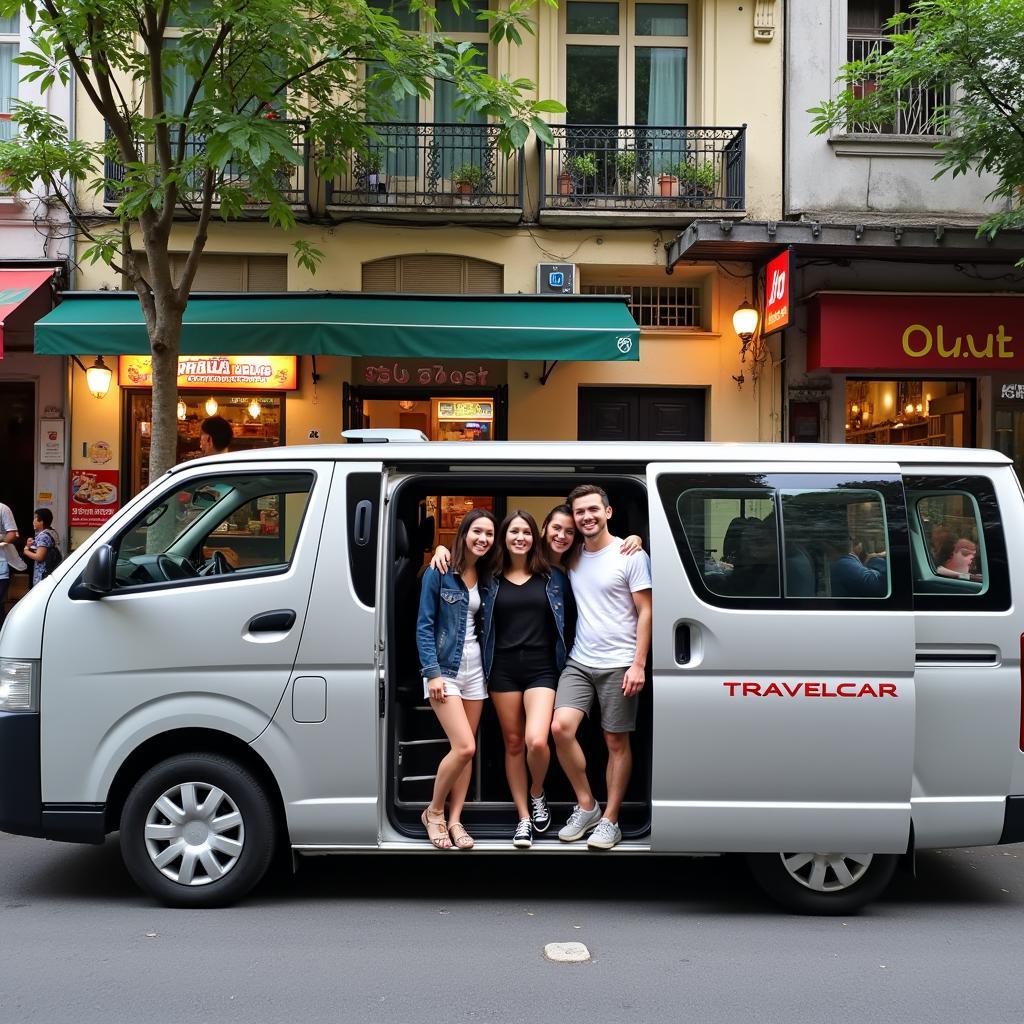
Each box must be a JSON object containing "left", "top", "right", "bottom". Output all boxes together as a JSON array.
[
  {"left": 120, "top": 753, "right": 277, "bottom": 908},
  {"left": 746, "top": 852, "right": 899, "bottom": 915}
]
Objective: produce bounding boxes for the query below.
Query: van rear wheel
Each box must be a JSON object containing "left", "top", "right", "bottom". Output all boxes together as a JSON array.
[
  {"left": 120, "top": 753, "right": 276, "bottom": 908},
  {"left": 747, "top": 851, "right": 898, "bottom": 915}
]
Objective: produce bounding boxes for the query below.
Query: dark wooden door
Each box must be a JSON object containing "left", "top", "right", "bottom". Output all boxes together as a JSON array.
[
  {"left": 577, "top": 387, "right": 706, "bottom": 442},
  {"left": 0, "top": 381, "right": 35, "bottom": 540}
]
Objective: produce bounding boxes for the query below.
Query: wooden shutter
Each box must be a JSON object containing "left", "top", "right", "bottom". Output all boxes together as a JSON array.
[
  {"left": 361, "top": 257, "right": 399, "bottom": 292},
  {"left": 465, "top": 258, "right": 503, "bottom": 294},
  {"left": 362, "top": 254, "right": 503, "bottom": 293},
  {"left": 245, "top": 255, "right": 288, "bottom": 291}
]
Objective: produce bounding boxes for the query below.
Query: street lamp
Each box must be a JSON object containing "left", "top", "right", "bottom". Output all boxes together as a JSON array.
[
  {"left": 732, "top": 298, "right": 760, "bottom": 362},
  {"left": 84, "top": 356, "right": 113, "bottom": 398}
]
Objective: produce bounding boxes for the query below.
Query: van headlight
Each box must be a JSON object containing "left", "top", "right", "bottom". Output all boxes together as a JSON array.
[{"left": 0, "top": 659, "right": 39, "bottom": 712}]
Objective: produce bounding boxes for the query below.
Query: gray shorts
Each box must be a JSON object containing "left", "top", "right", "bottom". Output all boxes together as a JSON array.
[{"left": 555, "top": 658, "right": 638, "bottom": 733}]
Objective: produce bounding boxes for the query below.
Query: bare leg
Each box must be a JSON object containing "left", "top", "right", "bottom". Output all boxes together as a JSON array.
[
  {"left": 603, "top": 730, "right": 632, "bottom": 824},
  {"left": 448, "top": 698, "right": 484, "bottom": 825},
  {"left": 491, "top": 691, "right": 528, "bottom": 820},
  {"left": 523, "top": 687, "right": 556, "bottom": 797},
  {"left": 551, "top": 706, "right": 595, "bottom": 810},
  {"left": 428, "top": 695, "right": 477, "bottom": 817}
]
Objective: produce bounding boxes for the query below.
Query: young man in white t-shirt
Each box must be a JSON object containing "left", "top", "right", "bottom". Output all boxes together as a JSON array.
[{"left": 551, "top": 484, "right": 652, "bottom": 850}]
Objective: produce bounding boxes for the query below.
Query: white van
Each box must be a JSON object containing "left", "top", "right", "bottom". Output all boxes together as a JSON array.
[{"left": 1, "top": 440, "right": 1022, "bottom": 913}]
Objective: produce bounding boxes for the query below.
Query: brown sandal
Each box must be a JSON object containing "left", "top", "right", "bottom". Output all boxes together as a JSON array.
[
  {"left": 421, "top": 807, "right": 451, "bottom": 850},
  {"left": 448, "top": 822, "right": 474, "bottom": 850}
]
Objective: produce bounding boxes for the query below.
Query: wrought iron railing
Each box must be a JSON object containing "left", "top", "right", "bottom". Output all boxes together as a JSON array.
[
  {"left": 538, "top": 125, "right": 745, "bottom": 213},
  {"left": 846, "top": 36, "right": 950, "bottom": 136},
  {"left": 103, "top": 120, "right": 309, "bottom": 208},
  {"left": 326, "top": 122, "right": 522, "bottom": 210}
]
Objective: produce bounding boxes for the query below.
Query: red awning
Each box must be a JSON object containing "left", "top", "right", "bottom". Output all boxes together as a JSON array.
[{"left": 0, "top": 269, "right": 56, "bottom": 359}]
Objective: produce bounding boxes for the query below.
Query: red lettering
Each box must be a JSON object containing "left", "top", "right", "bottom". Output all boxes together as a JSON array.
[
  {"left": 723, "top": 681, "right": 741, "bottom": 696},
  {"left": 449, "top": 370, "right": 463, "bottom": 385},
  {"left": 805, "top": 683, "right": 822, "bottom": 697},
  {"left": 742, "top": 683, "right": 761, "bottom": 696},
  {"left": 837, "top": 683, "right": 857, "bottom": 697},
  {"left": 763, "top": 682, "right": 783, "bottom": 697},
  {"left": 477, "top": 368, "right": 489, "bottom": 385},
  {"left": 879, "top": 683, "right": 898, "bottom": 698},
  {"left": 417, "top": 368, "right": 432, "bottom": 385},
  {"left": 393, "top": 365, "right": 410, "bottom": 384},
  {"left": 783, "top": 682, "right": 801, "bottom": 697},
  {"left": 859, "top": 684, "right": 879, "bottom": 698},
  {"left": 465, "top": 371, "right": 477, "bottom": 385}
]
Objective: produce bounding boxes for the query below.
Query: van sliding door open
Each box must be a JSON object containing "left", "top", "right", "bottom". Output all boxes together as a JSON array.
[{"left": 645, "top": 462, "right": 916, "bottom": 854}]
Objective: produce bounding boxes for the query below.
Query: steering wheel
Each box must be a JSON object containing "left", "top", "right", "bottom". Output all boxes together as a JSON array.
[
  {"left": 199, "top": 550, "right": 235, "bottom": 577},
  {"left": 155, "top": 554, "right": 198, "bottom": 581}
]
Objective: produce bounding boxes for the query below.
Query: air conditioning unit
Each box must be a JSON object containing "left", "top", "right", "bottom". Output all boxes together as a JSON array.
[{"left": 537, "top": 263, "right": 577, "bottom": 295}]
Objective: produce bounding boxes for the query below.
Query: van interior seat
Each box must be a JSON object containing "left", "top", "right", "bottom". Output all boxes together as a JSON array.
[{"left": 392, "top": 519, "right": 424, "bottom": 700}]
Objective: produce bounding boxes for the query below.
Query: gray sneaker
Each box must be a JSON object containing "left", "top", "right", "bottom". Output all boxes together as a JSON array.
[
  {"left": 558, "top": 802, "right": 602, "bottom": 842},
  {"left": 587, "top": 818, "right": 622, "bottom": 850}
]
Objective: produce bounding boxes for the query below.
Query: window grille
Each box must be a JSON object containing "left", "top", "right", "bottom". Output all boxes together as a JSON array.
[{"left": 582, "top": 284, "right": 703, "bottom": 329}]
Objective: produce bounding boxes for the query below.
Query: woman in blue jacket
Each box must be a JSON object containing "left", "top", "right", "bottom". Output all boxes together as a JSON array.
[
  {"left": 416, "top": 509, "right": 496, "bottom": 851},
  {"left": 480, "top": 510, "right": 571, "bottom": 849}
]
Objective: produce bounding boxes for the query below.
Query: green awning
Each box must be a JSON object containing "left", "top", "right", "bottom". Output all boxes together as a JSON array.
[{"left": 34, "top": 292, "right": 640, "bottom": 362}]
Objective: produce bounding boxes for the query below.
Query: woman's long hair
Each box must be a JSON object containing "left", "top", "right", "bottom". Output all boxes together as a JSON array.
[
  {"left": 498, "top": 509, "right": 550, "bottom": 576},
  {"left": 451, "top": 508, "right": 498, "bottom": 578},
  {"left": 541, "top": 503, "right": 583, "bottom": 568}
]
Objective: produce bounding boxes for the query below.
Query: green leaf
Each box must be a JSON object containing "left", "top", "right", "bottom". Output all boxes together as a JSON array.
[
  {"left": 532, "top": 99, "right": 565, "bottom": 113},
  {"left": 509, "top": 120, "right": 529, "bottom": 150}
]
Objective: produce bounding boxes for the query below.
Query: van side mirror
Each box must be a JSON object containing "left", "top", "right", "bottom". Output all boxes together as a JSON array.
[{"left": 80, "top": 544, "right": 116, "bottom": 597}]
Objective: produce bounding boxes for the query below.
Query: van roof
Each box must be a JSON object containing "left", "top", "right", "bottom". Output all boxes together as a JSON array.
[{"left": 171, "top": 441, "right": 1013, "bottom": 472}]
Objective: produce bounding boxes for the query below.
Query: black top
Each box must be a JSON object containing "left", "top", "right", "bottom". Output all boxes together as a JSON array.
[{"left": 494, "top": 574, "right": 554, "bottom": 652}]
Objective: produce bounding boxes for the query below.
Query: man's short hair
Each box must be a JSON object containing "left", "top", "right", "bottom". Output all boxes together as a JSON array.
[
  {"left": 567, "top": 484, "right": 610, "bottom": 510},
  {"left": 201, "top": 415, "right": 233, "bottom": 451},
  {"left": 33, "top": 507, "right": 53, "bottom": 528}
]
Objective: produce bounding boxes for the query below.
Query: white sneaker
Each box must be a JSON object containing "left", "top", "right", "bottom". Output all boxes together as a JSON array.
[
  {"left": 587, "top": 818, "right": 622, "bottom": 850},
  {"left": 558, "top": 802, "right": 602, "bottom": 842},
  {"left": 513, "top": 817, "right": 533, "bottom": 849}
]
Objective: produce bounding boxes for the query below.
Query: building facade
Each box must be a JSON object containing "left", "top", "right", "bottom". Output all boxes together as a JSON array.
[{"left": 54, "top": 0, "right": 786, "bottom": 550}]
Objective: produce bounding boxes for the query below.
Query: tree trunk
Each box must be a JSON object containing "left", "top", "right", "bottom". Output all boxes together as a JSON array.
[{"left": 148, "top": 317, "right": 184, "bottom": 485}]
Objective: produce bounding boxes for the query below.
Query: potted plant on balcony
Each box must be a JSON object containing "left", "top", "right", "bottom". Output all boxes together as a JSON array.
[
  {"left": 615, "top": 149, "right": 638, "bottom": 197},
  {"left": 364, "top": 152, "right": 387, "bottom": 202},
  {"left": 452, "top": 162, "right": 483, "bottom": 199},
  {"left": 657, "top": 168, "right": 678, "bottom": 197},
  {"left": 676, "top": 158, "right": 718, "bottom": 206},
  {"left": 561, "top": 152, "right": 598, "bottom": 199}
]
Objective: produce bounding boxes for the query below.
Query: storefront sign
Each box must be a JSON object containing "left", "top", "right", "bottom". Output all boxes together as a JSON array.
[
  {"left": 119, "top": 355, "right": 298, "bottom": 390},
  {"left": 39, "top": 419, "right": 65, "bottom": 464},
  {"left": 354, "top": 357, "right": 507, "bottom": 388},
  {"left": 69, "top": 469, "right": 120, "bottom": 527},
  {"left": 808, "top": 293, "right": 1024, "bottom": 372},
  {"left": 437, "top": 400, "right": 494, "bottom": 419},
  {"left": 763, "top": 250, "right": 791, "bottom": 335}
]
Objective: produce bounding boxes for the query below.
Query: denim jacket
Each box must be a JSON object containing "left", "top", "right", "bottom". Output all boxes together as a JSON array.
[
  {"left": 417, "top": 567, "right": 488, "bottom": 680},
  {"left": 479, "top": 569, "right": 571, "bottom": 675}
]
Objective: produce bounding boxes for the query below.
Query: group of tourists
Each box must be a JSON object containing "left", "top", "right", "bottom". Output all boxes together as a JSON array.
[{"left": 415, "top": 484, "right": 653, "bottom": 851}]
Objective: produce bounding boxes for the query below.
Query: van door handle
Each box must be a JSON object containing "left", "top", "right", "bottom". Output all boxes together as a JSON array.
[
  {"left": 248, "top": 609, "right": 296, "bottom": 633},
  {"left": 674, "top": 623, "right": 691, "bottom": 666}
]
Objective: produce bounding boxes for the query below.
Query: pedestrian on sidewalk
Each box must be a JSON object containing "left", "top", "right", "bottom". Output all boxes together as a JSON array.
[{"left": 0, "top": 500, "right": 19, "bottom": 628}]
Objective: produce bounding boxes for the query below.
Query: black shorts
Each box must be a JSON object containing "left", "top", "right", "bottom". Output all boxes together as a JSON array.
[{"left": 489, "top": 647, "right": 559, "bottom": 693}]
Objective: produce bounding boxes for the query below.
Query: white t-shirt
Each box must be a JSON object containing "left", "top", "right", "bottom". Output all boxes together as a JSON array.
[
  {"left": 0, "top": 503, "right": 16, "bottom": 581},
  {"left": 568, "top": 537, "right": 652, "bottom": 668},
  {"left": 462, "top": 584, "right": 481, "bottom": 646}
]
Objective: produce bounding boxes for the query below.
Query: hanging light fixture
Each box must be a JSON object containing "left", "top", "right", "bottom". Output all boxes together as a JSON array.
[
  {"left": 398, "top": 400, "right": 416, "bottom": 411},
  {"left": 247, "top": 398, "right": 262, "bottom": 420},
  {"left": 177, "top": 400, "right": 187, "bottom": 421},
  {"left": 84, "top": 356, "right": 113, "bottom": 398},
  {"left": 204, "top": 396, "right": 219, "bottom": 416}
]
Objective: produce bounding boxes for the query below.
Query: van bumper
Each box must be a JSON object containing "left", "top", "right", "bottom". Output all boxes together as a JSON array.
[
  {"left": 0, "top": 711, "right": 105, "bottom": 845},
  {"left": 1000, "top": 795, "right": 1024, "bottom": 845}
]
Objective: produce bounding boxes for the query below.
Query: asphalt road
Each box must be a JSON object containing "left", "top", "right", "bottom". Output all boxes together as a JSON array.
[{"left": 1, "top": 832, "right": 1023, "bottom": 1024}]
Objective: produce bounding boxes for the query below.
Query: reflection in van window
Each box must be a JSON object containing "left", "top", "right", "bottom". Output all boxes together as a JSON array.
[
  {"left": 676, "top": 489, "right": 779, "bottom": 597},
  {"left": 116, "top": 472, "right": 314, "bottom": 588},
  {"left": 780, "top": 489, "right": 890, "bottom": 599},
  {"left": 911, "top": 492, "right": 987, "bottom": 594}
]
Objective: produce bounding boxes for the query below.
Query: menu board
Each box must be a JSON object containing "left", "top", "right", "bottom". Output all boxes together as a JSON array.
[{"left": 69, "top": 469, "right": 121, "bottom": 527}]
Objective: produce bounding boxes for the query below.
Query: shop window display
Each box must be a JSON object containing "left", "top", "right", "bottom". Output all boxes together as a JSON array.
[{"left": 844, "top": 379, "right": 971, "bottom": 448}]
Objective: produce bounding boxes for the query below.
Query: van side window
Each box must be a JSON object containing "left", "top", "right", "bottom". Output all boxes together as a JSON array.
[
  {"left": 659, "top": 473, "right": 908, "bottom": 609},
  {"left": 347, "top": 473, "right": 380, "bottom": 608},
  {"left": 114, "top": 472, "right": 314, "bottom": 589},
  {"left": 904, "top": 476, "right": 1010, "bottom": 612}
]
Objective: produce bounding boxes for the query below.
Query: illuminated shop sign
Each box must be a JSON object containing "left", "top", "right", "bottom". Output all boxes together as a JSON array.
[{"left": 119, "top": 355, "right": 298, "bottom": 390}]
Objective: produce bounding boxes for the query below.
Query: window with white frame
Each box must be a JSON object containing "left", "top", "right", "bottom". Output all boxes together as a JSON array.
[
  {"left": 845, "top": 0, "right": 949, "bottom": 136},
  {"left": 563, "top": 1, "right": 689, "bottom": 127},
  {"left": 0, "top": 12, "right": 19, "bottom": 142}
]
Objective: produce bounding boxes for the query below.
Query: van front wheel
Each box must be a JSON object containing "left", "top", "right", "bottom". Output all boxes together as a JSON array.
[
  {"left": 747, "top": 851, "right": 898, "bottom": 915},
  {"left": 120, "top": 753, "right": 276, "bottom": 908}
]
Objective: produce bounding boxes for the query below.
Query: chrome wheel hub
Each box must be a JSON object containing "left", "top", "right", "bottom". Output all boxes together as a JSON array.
[
  {"left": 144, "top": 782, "right": 245, "bottom": 886},
  {"left": 780, "top": 852, "right": 873, "bottom": 893}
]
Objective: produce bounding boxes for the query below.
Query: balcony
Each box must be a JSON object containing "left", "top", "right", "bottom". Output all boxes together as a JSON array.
[
  {"left": 325, "top": 122, "right": 522, "bottom": 223},
  {"left": 103, "top": 120, "right": 310, "bottom": 213},
  {"left": 538, "top": 124, "right": 746, "bottom": 226}
]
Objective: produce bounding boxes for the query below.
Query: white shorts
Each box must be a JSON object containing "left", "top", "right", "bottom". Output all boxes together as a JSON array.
[{"left": 424, "top": 642, "right": 488, "bottom": 701}]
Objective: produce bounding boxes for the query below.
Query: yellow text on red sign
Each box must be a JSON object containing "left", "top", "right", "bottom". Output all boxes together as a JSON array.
[{"left": 119, "top": 355, "right": 298, "bottom": 391}]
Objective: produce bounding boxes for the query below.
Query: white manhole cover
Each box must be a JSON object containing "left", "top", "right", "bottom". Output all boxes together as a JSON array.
[{"left": 544, "top": 942, "right": 591, "bottom": 963}]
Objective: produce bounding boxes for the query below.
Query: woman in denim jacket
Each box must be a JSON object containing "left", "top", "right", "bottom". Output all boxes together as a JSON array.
[{"left": 416, "top": 508, "right": 497, "bottom": 850}]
